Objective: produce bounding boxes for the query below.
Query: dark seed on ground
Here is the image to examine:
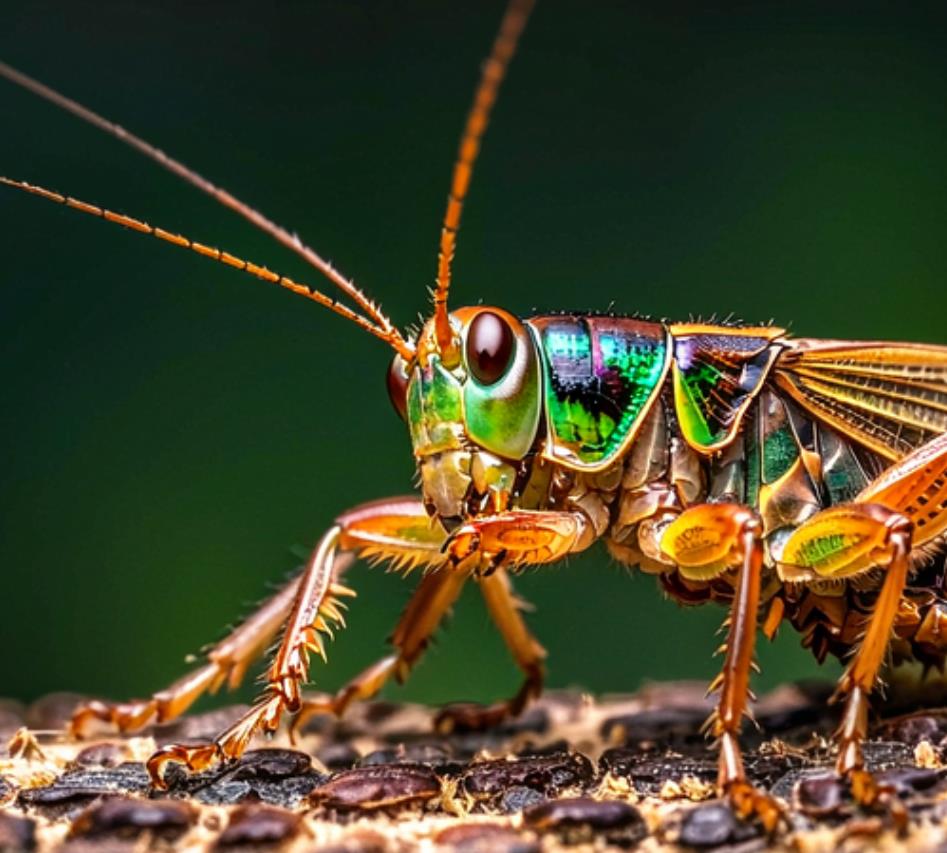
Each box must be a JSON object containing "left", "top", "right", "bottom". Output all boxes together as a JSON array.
[
  {"left": 876, "top": 766, "right": 943, "bottom": 795},
  {"left": 794, "top": 774, "right": 845, "bottom": 817},
  {"left": 434, "top": 822, "right": 540, "bottom": 852},
  {"left": 524, "top": 797, "right": 643, "bottom": 831},
  {"left": 227, "top": 748, "right": 312, "bottom": 781},
  {"left": 600, "top": 707, "right": 706, "bottom": 745},
  {"left": 600, "top": 749, "right": 716, "bottom": 794},
  {"left": 73, "top": 742, "right": 127, "bottom": 769},
  {"left": 877, "top": 715, "right": 941, "bottom": 746},
  {"left": 678, "top": 802, "right": 737, "bottom": 848},
  {"left": 460, "top": 752, "right": 594, "bottom": 801},
  {"left": 310, "top": 764, "right": 440, "bottom": 811},
  {"left": 216, "top": 804, "right": 301, "bottom": 847},
  {"left": 317, "top": 742, "right": 361, "bottom": 770},
  {"left": 19, "top": 763, "right": 151, "bottom": 806},
  {"left": 70, "top": 796, "right": 193, "bottom": 839}
]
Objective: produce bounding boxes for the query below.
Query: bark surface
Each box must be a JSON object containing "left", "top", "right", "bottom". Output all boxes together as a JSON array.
[{"left": 1, "top": 682, "right": 946, "bottom": 852}]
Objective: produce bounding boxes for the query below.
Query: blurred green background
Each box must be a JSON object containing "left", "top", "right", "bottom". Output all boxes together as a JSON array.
[{"left": 2, "top": 1, "right": 946, "bottom": 713}]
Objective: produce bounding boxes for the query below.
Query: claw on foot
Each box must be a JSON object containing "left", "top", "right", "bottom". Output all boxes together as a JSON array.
[
  {"left": 847, "top": 768, "right": 908, "bottom": 833},
  {"left": 147, "top": 742, "right": 221, "bottom": 789},
  {"left": 726, "top": 780, "right": 785, "bottom": 834},
  {"left": 146, "top": 691, "right": 285, "bottom": 788}
]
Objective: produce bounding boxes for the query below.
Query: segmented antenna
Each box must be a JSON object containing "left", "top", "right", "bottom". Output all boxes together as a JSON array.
[
  {"left": 0, "top": 60, "right": 412, "bottom": 359},
  {"left": 1, "top": 177, "right": 414, "bottom": 359},
  {"left": 432, "top": 0, "right": 536, "bottom": 362}
]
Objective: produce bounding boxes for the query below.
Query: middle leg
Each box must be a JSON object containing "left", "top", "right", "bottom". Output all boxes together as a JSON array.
[
  {"left": 661, "top": 503, "right": 782, "bottom": 830},
  {"left": 436, "top": 569, "right": 547, "bottom": 731},
  {"left": 296, "top": 567, "right": 547, "bottom": 734}
]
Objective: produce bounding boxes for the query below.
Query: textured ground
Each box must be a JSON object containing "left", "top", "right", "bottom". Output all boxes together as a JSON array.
[{"left": 2, "top": 682, "right": 947, "bottom": 852}]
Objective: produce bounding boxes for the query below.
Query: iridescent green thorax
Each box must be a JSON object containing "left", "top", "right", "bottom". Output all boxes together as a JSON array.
[{"left": 528, "top": 316, "right": 670, "bottom": 470}]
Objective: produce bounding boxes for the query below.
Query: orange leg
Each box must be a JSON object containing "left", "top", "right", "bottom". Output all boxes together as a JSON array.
[
  {"left": 780, "top": 432, "right": 947, "bottom": 821},
  {"left": 146, "top": 496, "right": 448, "bottom": 786},
  {"left": 294, "top": 567, "right": 547, "bottom": 735},
  {"left": 782, "top": 504, "right": 912, "bottom": 825},
  {"left": 436, "top": 569, "right": 547, "bottom": 732},
  {"left": 833, "top": 522, "right": 911, "bottom": 778},
  {"left": 290, "top": 567, "right": 467, "bottom": 733},
  {"left": 444, "top": 509, "right": 594, "bottom": 572},
  {"left": 147, "top": 525, "right": 353, "bottom": 785},
  {"left": 69, "top": 567, "right": 315, "bottom": 737},
  {"left": 661, "top": 504, "right": 781, "bottom": 831}
]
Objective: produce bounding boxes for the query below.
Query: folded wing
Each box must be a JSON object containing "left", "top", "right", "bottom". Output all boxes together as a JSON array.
[{"left": 774, "top": 340, "right": 947, "bottom": 461}]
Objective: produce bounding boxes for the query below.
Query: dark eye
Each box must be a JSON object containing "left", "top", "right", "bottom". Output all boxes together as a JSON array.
[
  {"left": 466, "top": 311, "right": 514, "bottom": 385},
  {"left": 386, "top": 356, "right": 409, "bottom": 421}
]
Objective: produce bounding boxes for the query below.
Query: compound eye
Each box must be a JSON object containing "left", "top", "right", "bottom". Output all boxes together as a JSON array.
[
  {"left": 386, "top": 356, "right": 409, "bottom": 421},
  {"left": 466, "top": 310, "right": 514, "bottom": 386}
]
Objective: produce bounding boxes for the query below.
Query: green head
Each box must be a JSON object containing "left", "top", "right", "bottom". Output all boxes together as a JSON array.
[{"left": 387, "top": 306, "right": 542, "bottom": 527}]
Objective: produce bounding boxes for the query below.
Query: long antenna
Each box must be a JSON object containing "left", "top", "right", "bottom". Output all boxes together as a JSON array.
[
  {"left": 1, "top": 177, "right": 414, "bottom": 360},
  {"left": 432, "top": 0, "right": 536, "bottom": 362},
  {"left": 0, "top": 60, "right": 411, "bottom": 357}
]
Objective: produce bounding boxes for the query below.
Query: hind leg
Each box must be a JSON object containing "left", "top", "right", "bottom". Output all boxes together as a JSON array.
[{"left": 782, "top": 431, "right": 947, "bottom": 822}]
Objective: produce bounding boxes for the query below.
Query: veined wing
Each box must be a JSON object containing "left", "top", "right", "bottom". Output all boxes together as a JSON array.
[{"left": 774, "top": 339, "right": 947, "bottom": 461}]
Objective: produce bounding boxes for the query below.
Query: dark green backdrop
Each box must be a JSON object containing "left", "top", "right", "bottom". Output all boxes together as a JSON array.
[{"left": 2, "top": 2, "right": 946, "bottom": 711}]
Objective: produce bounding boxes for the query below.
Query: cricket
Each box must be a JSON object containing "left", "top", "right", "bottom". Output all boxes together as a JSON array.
[{"left": 4, "top": 0, "right": 947, "bottom": 834}]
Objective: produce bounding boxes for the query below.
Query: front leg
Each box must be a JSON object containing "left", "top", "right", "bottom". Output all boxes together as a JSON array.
[
  {"left": 444, "top": 509, "right": 595, "bottom": 571},
  {"left": 147, "top": 496, "right": 448, "bottom": 786},
  {"left": 147, "top": 524, "right": 355, "bottom": 785}
]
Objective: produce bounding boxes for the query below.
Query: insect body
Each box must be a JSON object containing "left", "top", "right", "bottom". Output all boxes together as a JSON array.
[{"left": 5, "top": 0, "right": 947, "bottom": 833}]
